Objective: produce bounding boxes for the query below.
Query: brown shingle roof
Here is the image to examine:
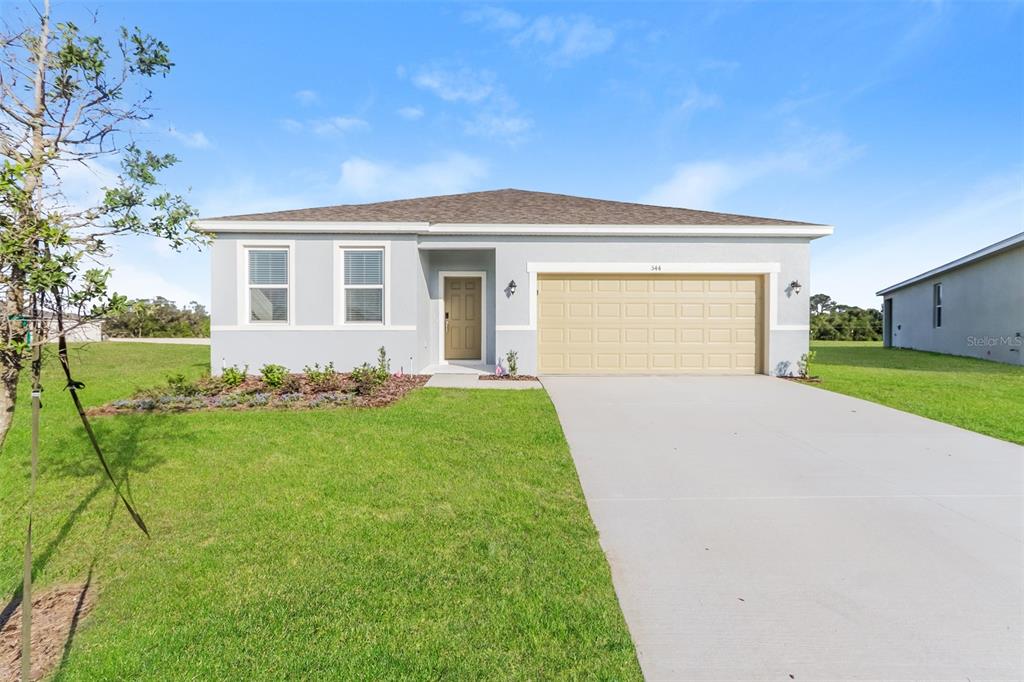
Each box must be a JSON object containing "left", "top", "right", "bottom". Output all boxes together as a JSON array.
[{"left": 206, "top": 189, "right": 821, "bottom": 226}]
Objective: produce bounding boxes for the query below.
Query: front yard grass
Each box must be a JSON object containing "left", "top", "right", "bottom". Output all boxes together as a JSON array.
[
  {"left": 0, "top": 343, "right": 640, "bottom": 680},
  {"left": 811, "top": 341, "right": 1024, "bottom": 445}
]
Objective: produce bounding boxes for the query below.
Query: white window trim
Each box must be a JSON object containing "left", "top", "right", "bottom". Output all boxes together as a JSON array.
[
  {"left": 237, "top": 241, "right": 296, "bottom": 326},
  {"left": 437, "top": 270, "right": 487, "bottom": 365},
  {"left": 333, "top": 241, "right": 391, "bottom": 327},
  {"left": 933, "top": 282, "right": 943, "bottom": 328}
]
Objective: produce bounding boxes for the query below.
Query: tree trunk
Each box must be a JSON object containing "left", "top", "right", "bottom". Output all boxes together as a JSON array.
[{"left": 0, "top": 361, "right": 21, "bottom": 450}]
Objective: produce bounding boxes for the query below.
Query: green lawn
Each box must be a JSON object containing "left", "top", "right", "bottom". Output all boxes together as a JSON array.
[
  {"left": 811, "top": 341, "right": 1024, "bottom": 445},
  {"left": 1, "top": 343, "right": 640, "bottom": 680}
]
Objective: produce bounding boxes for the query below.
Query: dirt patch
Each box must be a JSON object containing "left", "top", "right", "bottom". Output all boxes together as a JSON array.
[
  {"left": 479, "top": 374, "right": 539, "bottom": 382},
  {"left": 0, "top": 582, "right": 94, "bottom": 681},
  {"left": 780, "top": 376, "right": 823, "bottom": 384}
]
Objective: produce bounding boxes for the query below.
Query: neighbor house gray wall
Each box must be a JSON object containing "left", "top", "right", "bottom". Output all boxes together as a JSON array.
[
  {"left": 210, "top": 231, "right": 814, "bottom": 375},
  {"left": 883, "top": 246, "right": 1024, "bottom": 364}
]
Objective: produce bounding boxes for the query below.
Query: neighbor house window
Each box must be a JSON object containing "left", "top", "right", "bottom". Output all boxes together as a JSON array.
[
  {"left": 247, "top": 248, "right": 289, "bottom": 323},
  {"left": 343, "top": 248, "right": 384, "bottom": 323},
  {"left": 933, "top": 282, "right": 943, "bottom": 328}
]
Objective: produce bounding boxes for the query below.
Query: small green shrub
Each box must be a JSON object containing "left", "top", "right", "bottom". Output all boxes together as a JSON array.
[
  {"left": 260, "top": 363, "right": 289, "bottom": 389},
  {"left": 221, "top": 364, "right": 248, "bottom": 388},
  {"left": 166, "top": 372, "right": 201, "bottom": 396},
  {"left": 304, "top": 362, "right": 338, "bottom": 391},
  {"left": 351, "top": 348, "right": 390, "bottom": 396},
  {"left": 798, "top": 350, "right": 816, "bottom": 378},
  {"left": 505, "top": 350, "right": 519, "bottom": 377}
]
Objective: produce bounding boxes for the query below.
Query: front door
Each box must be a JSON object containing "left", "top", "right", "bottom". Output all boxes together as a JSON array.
[{"left": 444, "top": 277, "right": 482, "bottom": 360}]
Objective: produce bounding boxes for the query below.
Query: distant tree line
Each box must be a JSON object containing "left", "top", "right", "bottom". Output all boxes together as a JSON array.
[
  {"left": 810, "top": 294, "right": 882, "bottom": 341},
  {"left": 104, "top": 297, "right": 210, "bottom": 338}
]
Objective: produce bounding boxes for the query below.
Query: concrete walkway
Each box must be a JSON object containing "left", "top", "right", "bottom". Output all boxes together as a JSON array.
[
  {"left": 543, "top": 375, "right": 1023, "bottom": 681},
  {"left": 425, "top": 374, "right": 541, "bottom": 389}
]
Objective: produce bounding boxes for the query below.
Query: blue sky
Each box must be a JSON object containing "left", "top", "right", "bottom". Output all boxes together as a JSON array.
[{"left": 17, "top": 1, "right": 1023, "bottom": 308}]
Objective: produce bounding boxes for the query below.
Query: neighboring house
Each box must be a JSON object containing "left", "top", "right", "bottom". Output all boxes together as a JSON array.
[
  {"left": 45, "top": 316, "right": 103, "bottom": 342},
  {"left": 197, "top": 189, "right": 832, "bottom": 376},
  {"left": 877, "top": 231, "right": 1024, "bottom": 365}
]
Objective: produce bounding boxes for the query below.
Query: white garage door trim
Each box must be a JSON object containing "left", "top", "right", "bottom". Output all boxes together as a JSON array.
[
  {"left": 524, "top": 262, "right": 784, "bottom": 332},
  {"left": 536, "top": 272, "right": 764, "bottom": 374}
]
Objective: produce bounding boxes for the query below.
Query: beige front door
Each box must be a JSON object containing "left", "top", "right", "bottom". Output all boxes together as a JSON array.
[
  {"left": 537, "top": 274, "right": 763, "bottom": 374},
  {"left": 444, "top": 276, "right": 482, "bottom": 360}
]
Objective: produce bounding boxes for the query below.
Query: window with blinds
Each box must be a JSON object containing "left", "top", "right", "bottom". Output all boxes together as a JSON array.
[
  {"left": 248, "top": 248, "right": 289, "bottom": 322},
  {"left": 343, "top": 248, "right": 384, "bottom": 323}
]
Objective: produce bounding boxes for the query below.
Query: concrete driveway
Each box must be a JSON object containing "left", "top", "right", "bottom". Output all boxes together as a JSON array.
[{"left": 543, "top": 376, "right": 1023, "bottom": 681}]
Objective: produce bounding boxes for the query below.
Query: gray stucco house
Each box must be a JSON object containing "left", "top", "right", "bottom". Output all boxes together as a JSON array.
[
  {"left": 198, "top": 189, "right": 832, "bottom": 376},
  {"left": 877, "top": 231, "right": 1023, "bottom": 364}
]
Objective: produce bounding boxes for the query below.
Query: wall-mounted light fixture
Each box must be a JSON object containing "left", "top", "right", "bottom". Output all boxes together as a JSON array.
[
  {"left": 507, "top": 279, "right": 517, "bottom": 295},
  {"left": 789, "top": 280, "right": 803, "bottom": 295}
]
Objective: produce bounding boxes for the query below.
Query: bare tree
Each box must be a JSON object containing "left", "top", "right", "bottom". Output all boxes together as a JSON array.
[{"left": 0, "top": 0, "right": 204, "bottom": 445}]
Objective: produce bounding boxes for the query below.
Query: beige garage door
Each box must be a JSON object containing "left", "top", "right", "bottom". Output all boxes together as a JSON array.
[{"left": 537, "top": 274, "right": 763, "bottom": 374}]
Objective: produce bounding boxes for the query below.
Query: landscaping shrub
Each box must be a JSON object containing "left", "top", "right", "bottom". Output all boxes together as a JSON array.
[
  {"left": 350, "top": 347, "right": 391, "bottom": 396},
  {"left": 166, "top": 372, "right": 201, "bottom": 396},
  {"left": 281, "top": 374, "right": 303, "bottom": 393},
  {"left": 260, "top": 363, "right": 288, "bottom": 388},
  {"left": 304, "top": 362, "right": 338, "bottom": 391},
  {"left": 221, "top": 364, "right": 247, "bottom": 388},
  {"left": 506, "top": 350, "right": 519, "bottom": 377}
]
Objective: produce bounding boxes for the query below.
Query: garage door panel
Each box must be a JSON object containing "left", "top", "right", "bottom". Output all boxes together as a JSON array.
[{"left": 537, "top": 274, "right": 762, "bottom": 375}]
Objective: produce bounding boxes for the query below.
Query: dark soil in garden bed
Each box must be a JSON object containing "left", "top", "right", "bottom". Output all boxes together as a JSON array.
[
  {"left": 1, "top": 582, "right": 94, "bottom": 681},
  {"left": 87, "top": 373, "right": 429, "bottom": 416},
  {"left": 479, "top": 374, "right": 539, "bottom": 382},
  {"left": 780, "top": 376, "right": 823, "bottom": 384}
]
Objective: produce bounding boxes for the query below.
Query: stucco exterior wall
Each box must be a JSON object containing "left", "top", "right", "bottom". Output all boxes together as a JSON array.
[
  {"left": 883, "top": 246, "right": 1024, "bottom": 364},
  {"left": 210, "top": 232, "right": 814, "bottom": 375}
]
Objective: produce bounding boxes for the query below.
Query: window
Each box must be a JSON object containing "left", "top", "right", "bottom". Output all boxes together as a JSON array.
[
  {"left": 247, "top": 248, "right": 289, "bottom": 322},
  {"left": 343, "top": 248, "right": 384, "bottom": 323},
  {"left": 933, "top": 282, "right": 943, "bottom": 328}
]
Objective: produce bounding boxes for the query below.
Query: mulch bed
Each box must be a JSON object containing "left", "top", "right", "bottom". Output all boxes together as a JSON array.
[
  {"left": 479, "top": 374, "right": 539, "bottom": 382},
  {"left": 780, "top": 376, "right": 823, "bottom": 384},
  {"left": 87, "top": 373, "right": 428, "bottom": 416},
  {"left": 1, "top": 583, "right": 94, "bottom": 681}
]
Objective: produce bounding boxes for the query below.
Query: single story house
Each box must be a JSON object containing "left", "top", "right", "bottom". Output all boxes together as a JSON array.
[
  {"left": 198, "top": 189, "right": 832, "bottom": 376},
  {"left": 44, "top": 315, "right": 103, "bottom": 343},
  {"left": 877, "top": 231, "right": 1023, "bottom": 365}
]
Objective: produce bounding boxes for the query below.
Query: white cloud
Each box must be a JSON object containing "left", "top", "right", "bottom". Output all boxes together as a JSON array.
[
  {"left": 513, "top": 15, "right": 615, "bottom": 64},
  {"left": 309, "top": 116, "right": 369, "bottom": 135},
  {"left": 463, "top": 112, "right": 532, "bottom": 141},
  {"left": 411, "top": 66, "right": 496, "bottom": 103},
  {"left": 462, "top": 6, "right": 526, "bottom": 31},
  {"left": 294, "top": 89, "right": 319, "bottom": 106},
  {"left": 43, "top": 157, "right": 120, "bottom": 214},
  {"left": 677, "top": 87, "right": 721, "bottom": 116},
  {"left": 466, "top": 8, "right": 615, "bottom": 65},
  {"left": 644, "top": 132, "right": 861, "bottom": 209},
  {"left": 280, "top": 116, "right": 369, "bottom": 135},
  {"left": 397, "top": 106, "right": 424, "bottom": 120},
  {"left": 406, "top": 64, "right": 529, "bottom": 141},
  {"left": 106, "top": 260, "right": 207, "bottom": 307},
  {"left": 814, "top": 171, "right": 1024, "bottom": 308},
  {"left": 167, "top": 126, "right": 211, "bottom": 149},
  {"left": 338, "top": 153, "right": 488, "bottom": 202}
]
